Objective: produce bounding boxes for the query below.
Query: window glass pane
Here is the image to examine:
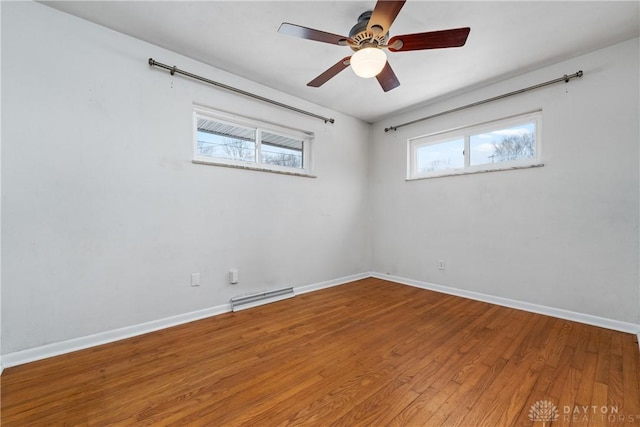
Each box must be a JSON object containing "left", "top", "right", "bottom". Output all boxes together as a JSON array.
[
  {"left": 261, "top": 131, "right": 304, "bottom": 169},
  {"left": 416, "top": 138, "right": 465, "bottom": 173},
  {"left": 196, "top": 117, "right": 256, "bottom": 162},
  {"left": 470, "top": 122, "right": 535, "bottom": 166}
]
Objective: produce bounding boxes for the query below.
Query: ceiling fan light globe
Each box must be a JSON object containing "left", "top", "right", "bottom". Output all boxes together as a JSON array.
[{"left": 350, "top": 47, "right": 387, "bottom": 78}]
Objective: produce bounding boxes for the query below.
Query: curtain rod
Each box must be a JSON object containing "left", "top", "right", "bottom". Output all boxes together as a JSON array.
[
  {"left": 148, "top": 58, "right": 335, "bottom": 124},
  {"left": 384, "top": 70, "right": 583, "bottom": 132}
]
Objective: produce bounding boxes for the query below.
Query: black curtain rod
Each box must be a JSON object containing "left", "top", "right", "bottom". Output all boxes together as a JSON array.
[
  {"left": 384, "top": 70, "right": 583, "bottom": 132},
  {"left": 148, "top": 58, "right": 335, "bottom": 124}
]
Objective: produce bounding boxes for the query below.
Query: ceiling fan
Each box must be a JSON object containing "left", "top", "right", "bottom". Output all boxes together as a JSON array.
[{"left": 278, "top": 0, "right": 470, "bottom": 92}]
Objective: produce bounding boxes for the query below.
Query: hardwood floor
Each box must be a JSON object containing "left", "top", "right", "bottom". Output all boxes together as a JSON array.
[{"left": 2, "top": 278, "right": 639, "bottom": 426}]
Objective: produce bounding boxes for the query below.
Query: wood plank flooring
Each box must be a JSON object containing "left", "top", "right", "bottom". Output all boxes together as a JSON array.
[{"left": 2, "top": 278, "right": 639, "bottom": 426}]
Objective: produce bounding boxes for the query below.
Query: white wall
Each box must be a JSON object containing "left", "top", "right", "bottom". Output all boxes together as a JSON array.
[
  {"left": 0, "top": 0, "right": 3, "bottom": 373},
  {"left": 1, "top": 2, "right": 371, "bottom": 354},
  {"left": 2, "top": 1, "right": 638, "bottom": 362},
  {"left": 370, "top": 38, "right": 640, "bottom": 325}
]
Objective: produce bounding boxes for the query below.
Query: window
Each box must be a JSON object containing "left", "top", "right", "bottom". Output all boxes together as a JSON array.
[
  {"left": 408, "top": 111, "right": 542, "bottom": 179},
  {"left": 193, "top": 106, "right": 313, "bottom": 176}
]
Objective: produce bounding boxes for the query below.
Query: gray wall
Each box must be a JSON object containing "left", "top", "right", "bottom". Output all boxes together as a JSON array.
[
  {"left": 370, "top": 38, "right": 640, "bottom": 324},
  {"left": 1, "top": 2, "right": 371, "bottom": 354},
  {"left": 2, "top": 1, "right": 639, "bottom": 359}
]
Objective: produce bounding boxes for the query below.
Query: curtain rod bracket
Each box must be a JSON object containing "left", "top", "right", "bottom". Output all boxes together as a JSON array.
[
  {"left": 384, "top": 70, "right": 583, "bottom": 132},
  {"left": 147, "top": 57, "right": 335, "bottom": 124}
]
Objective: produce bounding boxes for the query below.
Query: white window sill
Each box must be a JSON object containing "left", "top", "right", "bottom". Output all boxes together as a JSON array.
[
  {"left": 192, "top": 159, "right": 317, "bottom": 178},
  {"left": 407, "top": 163, "right": 544, "bottom": 181}
]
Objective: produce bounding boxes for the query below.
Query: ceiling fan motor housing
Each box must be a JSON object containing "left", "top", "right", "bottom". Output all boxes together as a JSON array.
[
  {"left": 348, "top": 11, "right": 388, "bottom": 51},
  {"left": 277, "top": 0, "right": 470, "bottom": 92}
]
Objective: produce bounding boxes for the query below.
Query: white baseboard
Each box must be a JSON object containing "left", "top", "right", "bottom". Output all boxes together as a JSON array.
[
  {"left": 3, "top": 271, "right": 637, "bottom": 371},
  {"left": 295, "top": 272, "right": 370, "bottom": 295},
  {"left": 1, "top": 304, "right": 231, "bottom": 369},
  {"left": 371, "top": 272, "right": 640, "bottom": 335},
  {"left": 1, "top": 272, "right": 368, "bottom": 369}
]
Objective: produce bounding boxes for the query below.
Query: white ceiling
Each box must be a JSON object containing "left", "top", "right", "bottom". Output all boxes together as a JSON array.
[{"left": 43, "top": 1, "right": 639, "bottom": 123}]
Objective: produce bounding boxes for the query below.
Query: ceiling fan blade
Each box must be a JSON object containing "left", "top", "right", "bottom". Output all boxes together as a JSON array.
[
  {"left": 367, "top": 0, "right": 406, "bottom": 35},
  {"left": 279, "top": 23, "right": 350, "bottom": 46},
  {"left": 376, "top": 61, "right": 400, "bottom": 92},
  {"left": 307, "top": 57, "right": 351, "bottom": 87},
  {"left": 388, "top": 27, "right": 470, "bottom": 52}
]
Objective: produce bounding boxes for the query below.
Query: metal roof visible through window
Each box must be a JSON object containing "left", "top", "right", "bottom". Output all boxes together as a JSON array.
[{"left": 197, "top": 118, "right": 303, "bottom": 151}]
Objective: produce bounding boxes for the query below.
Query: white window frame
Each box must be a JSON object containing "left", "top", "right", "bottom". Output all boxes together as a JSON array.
[
  {"left": 193, "top": 105, "right": 315, "bottom": 177},
  {"left": 407, "top": 111, "right": 543, "bottom": 180}
]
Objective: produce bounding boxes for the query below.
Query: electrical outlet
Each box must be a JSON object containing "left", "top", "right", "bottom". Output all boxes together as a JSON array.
[
  {"left": 229, "top": 269, "right": 238, "bottom": 285},
  {"left": 438, "top": 260, "right": 445, "bottom": 270},
  {"left": 191, "top": 272, "right": 200, "bottom": 287}
]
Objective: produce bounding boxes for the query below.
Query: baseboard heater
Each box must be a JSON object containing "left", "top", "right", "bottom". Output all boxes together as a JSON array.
[{"left": 230, "top": 287, "right": 295, "bottom": 312}]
